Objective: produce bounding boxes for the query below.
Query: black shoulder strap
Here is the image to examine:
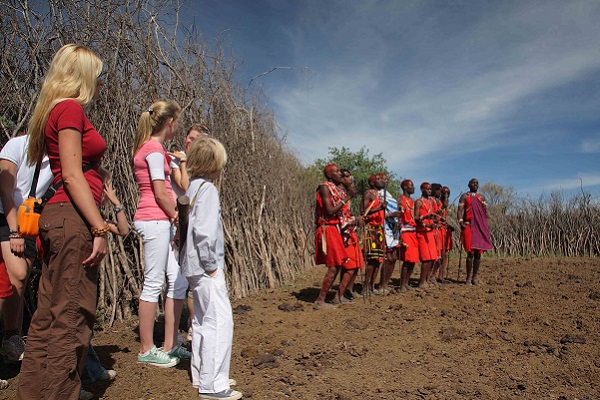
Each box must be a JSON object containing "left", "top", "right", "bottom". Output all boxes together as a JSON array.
[
  {"left": 40, "top": 161, "right": 98, "bottom": 204},
  {"left": 28, "top": 159, "right": 42, "bottom": 198}
]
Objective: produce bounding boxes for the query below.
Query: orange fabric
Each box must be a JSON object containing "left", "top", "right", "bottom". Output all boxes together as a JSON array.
[
  {"left": 365, "top": 190, "right": 384, "bottom": 226},
  {"left": 400, "top": 231, "right": 419, "bottom": 263},
  {"left": 440, "top": 227, "right": 453, "bottom": 251},
  {"left": 417, "top": 230, "right": 437, "bottom": 262},
  {"left": 342, "top": 231, "right": 363, "bottom": 270},
  {"left": 314, "top": 182, "right": 347, "bottom": 267},
  {"left": 399, "top": 196, "right": 416, "bottom": 228},
  {"left": 416, "top": 197, "right": 434, "bottom": 232}
]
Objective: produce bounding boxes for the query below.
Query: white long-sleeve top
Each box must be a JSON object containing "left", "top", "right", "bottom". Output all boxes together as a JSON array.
[{"left": 180, "top": 177, "right": 224, "bottom": 277}]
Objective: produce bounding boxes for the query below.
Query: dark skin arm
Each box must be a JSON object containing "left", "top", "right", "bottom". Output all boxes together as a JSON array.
[
  {"left": 319, "top": 184, "right": 345, "bottom": 216},
  {"left": 414, "top": 198, "right": 434, "bottom": 229},
  {"left": 362, "top": 190, "right": 386, "bottom": 216},
  {"left": 457, "top": 193, "right": 468, "bottom": 228}
]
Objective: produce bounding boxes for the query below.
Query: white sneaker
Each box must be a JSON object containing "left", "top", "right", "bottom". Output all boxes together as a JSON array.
[
  {"left": 193, "top": 379, "right": 236, "bottom": 389},
  {"left": 199, "top": 389, "right": 243, "bottom": 400},
  {"left": 0, "top": 334, "right": 24, "bottom": 362}
]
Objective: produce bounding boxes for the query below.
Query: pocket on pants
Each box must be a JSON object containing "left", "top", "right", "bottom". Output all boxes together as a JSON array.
[{"left": 39, "top": 216, "right": 66, "bottom": 253}]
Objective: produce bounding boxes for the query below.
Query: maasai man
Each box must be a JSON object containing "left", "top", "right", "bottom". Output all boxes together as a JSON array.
[
  {"left": 335, "top": 169, "right": 364, "bottom": 303},
  {"left": 414, "top": 182, "right": 438, "bottom": 289},
  {"left": 314, "top": 164, "right": 348, "bottom": 309},
  {"left": 362, "top": 174, "right": 386, "bottom": 295},
  {"left": 457, "top": 178, "right": 492, "bottom": 285},
  {"left": 398, "top": 180, "right": 418, "bottom": 292},
  {"left": 429, "top": 183, "right": 443, "bottom": 285},
  {"left": 378, "top": 173, "right": 402, "bottom": 295},
  {"left": 438, "top": 186, "right": 454, "bottom": 282}
]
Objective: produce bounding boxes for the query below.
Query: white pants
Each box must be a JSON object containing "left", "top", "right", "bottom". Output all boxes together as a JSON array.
[
  {"left": 134, "top": 220, "right": 188, "bottom": 302},
  {"left": 189, "top": 269, "right": 234, "bottom": 394}
]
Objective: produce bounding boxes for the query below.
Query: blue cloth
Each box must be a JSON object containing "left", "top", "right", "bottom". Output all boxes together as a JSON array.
[
  {"left": 82, "top": 344, "right": 106, "bottom": 385},
  {"left": 379, "top": 189, "right": 400, "bottom": 248}
]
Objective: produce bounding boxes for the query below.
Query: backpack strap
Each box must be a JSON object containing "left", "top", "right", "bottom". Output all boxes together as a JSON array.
[
  {"left": 40, "top": 161, "right": 98, "bottom": 204},
  {"left": 28, "top": 159, "right": 42, "bottom": 199}
]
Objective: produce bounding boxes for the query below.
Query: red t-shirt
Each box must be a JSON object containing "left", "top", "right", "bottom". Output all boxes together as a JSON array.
[{"left": 45, "top": 100, "right": 106, "bottom": 205}]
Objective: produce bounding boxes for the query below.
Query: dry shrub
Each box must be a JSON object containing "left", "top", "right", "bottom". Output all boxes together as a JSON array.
[{"left": 0, "top": 0, "right": 316, "bottom": 325}]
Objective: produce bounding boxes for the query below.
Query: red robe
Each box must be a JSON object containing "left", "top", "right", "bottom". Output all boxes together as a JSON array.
[
  {"left": 314, "top": 182, "right": 348, "bottom": 267},
  {"left": 341, "top": 200, "right": 363, "bottom": 270},
  {"left": 399, "top": 195, "right": 419, "bottom": 263},
  {"left": 461, "top": 193, "right": 485, "bottom": 254},
  {"left": 416, "top": 197, "right": 437, "bottom": 262}
]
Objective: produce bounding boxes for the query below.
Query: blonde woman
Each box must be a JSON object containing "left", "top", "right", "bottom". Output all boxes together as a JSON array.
[
  {"left": 132, "top": 100, "right": 189, "bottom": 367},
  {"left": 181, "top": 137, "right": 241, "bottom": 400},
  {"left": 18, "top": 44, "right": 108, "bottom": 400}
]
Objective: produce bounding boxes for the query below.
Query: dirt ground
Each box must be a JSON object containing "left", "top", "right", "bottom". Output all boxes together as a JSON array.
[{"left": 2, "top": 257, "right": 600, "bottom": 399}]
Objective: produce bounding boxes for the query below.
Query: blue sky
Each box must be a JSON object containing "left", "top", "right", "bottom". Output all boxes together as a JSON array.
[{"left": 182, "top": 0, "right": 600, "bottom": 199}]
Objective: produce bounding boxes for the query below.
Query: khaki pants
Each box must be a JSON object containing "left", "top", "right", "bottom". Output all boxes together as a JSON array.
[{"left": 18, "top": 203, "right": 98, "bottom": 400}]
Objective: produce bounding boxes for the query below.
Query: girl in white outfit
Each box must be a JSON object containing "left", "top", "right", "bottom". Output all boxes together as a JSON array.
[{"left": 181, "top": 137, "right": 242, "bottom": 400}]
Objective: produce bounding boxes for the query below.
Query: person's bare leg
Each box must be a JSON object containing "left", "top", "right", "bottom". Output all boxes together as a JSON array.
[
  {"left": 186, "top": 295, "right": 194, "bottom": 334},
  {"left": 163, "top": 297, "right": 184, "bottom": 352},
  {"left": 335, "top": 269, "right": 354, "bottom": 303},
  {"left": 372, "top": 263, "right": 381, "bottom": 292},
  {"left": 315, "top": 266, "right": 339, "bottom": 306},
  {"left": 399, "top": 262, "right": 413, "bottom": 292},
  {"left": 465, "top": 254, "right": 474, "bottom": 285},
  {"left": 364, "top": 263, "right": 375, "bottom": 294},
  {"left": 439, "top": 250, "right": 449, "bottom": 282},
  {"left": 139, "top": 300, "right": 158, "bottom": 353},
  {"left": 429, "top": 259, "right": 440, "bottom": 285},
  {"left": 418, "top": 261, "right": 431, "bottom": 289},
  {"left": 380, "top": 258, "right": 396, "bottom": 293},
  {"left": 472, "top": 253, "right": 481, "bottom": 285},
  {"left": 345, "top": 269, "right": 359, "bottom": 298}
]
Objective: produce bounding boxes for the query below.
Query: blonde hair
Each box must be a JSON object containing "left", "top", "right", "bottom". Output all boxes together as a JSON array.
[
  {"left": 27, "top": 44, "right": 103, "bottom": 165},
  {"left": 132, "top": 99, "right": 181, "bottom": 157},
  {"left": 186, "top": 136, "right": 227, "bottom": 179}
]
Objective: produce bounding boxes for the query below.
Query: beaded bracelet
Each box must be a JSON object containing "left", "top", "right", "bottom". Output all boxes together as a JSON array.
[
  {"left": 91, "top": 225, "right": 110, "bottom": 237},
  {"left": 9, "top": 232, "right": 22, "bottom": 239}
]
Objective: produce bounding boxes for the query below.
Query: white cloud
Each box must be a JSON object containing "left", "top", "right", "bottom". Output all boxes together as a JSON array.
[
  {"left": 580, "top": 136, "right": 600, "bottom": 153},
  {"left": 530, "top": 173, "right": 600, "bottom": 193},
  {"left": 271, "top": 0, "right": 600, "bottom": 179}
]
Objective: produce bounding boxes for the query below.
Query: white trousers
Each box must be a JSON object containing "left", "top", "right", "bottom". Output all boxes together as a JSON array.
[
  {"left": 189, "top": 269, "right": 234, "bottom": 394},
  {"left": 134, "top": 220, "right": 188, "bottom": 302}
]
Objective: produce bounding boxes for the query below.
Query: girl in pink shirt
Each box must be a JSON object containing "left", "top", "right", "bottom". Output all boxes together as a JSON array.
[{"left": 132, "top": 100, "right": 189, "bottom": 367}]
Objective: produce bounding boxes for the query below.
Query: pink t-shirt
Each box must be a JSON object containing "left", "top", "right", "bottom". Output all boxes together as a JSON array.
[{"left": 133, "top": 139, "right": 174, "bottom": 221}]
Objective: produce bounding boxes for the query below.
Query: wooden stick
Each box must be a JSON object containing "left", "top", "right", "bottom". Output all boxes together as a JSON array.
[{"left": 177, "top": 195, "right": 190, "bottom": 250}]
